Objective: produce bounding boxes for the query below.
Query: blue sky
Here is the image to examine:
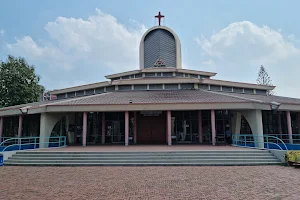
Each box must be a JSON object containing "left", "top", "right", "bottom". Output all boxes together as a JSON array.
[{"left": 1, "top": 0, "right": 300, "bottom": 97}]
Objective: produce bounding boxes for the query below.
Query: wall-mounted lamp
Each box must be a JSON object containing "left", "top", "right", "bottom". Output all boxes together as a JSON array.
[
  {"left": 270, "top": 101, "right": 281, "bottom": 113},
  {"left": 19, "top": 107, "right": 29, "bottom": 114}
]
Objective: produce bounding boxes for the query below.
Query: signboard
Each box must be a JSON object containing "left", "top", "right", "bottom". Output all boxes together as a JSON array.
[
  {"left": 153, "top": 58, "right": 165, "bottom": 67},
  {"left": 141, "top": 111, "right": 162, "bottom": 116}
]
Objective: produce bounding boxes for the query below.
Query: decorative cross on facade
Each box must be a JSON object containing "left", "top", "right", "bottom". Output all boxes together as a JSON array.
[{"left": 155, "top": 11, "right": 164, "bottom": 26}]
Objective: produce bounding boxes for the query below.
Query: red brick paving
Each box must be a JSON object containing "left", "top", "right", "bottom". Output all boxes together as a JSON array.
[{"left": 0, "top": 166, "right": 299, "bottom": 200}]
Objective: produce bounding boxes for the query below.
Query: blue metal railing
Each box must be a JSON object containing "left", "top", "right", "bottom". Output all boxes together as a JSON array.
[
  {"left": 232, "top": 134, "right": 288, "bottom": 150},
  {"left": 0, "top": 136, "right": 67, "bottom": 152},
  {"left": 265, "top": 134, "right": 300, "bottom": 144}
]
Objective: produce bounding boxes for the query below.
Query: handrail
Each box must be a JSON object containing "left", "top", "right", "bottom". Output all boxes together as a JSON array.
[
  {"left": 0, "top": 136, "right": 67, "bottom": 152},
  {"left": 232, "top": 134, "right": 288, "bottom": 150}
]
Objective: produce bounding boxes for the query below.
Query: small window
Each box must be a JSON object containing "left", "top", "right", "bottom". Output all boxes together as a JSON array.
[
  {"left": 190, "top": 74, "right": 199, "bottom": 78},
  {"left": 134, "top": 73, "right": 142, "bottom": 78},
  {"left": 210, "top": 85, "right": 221, "bottom": 91},
  {"left": 76, "top": 90, "right": 84, "bottom": 97},
  {"left": 106, "top": 86, "right": 115, "bottom": 92},
  {"left": 122, "top": 76, "right": 130, "bottom": 79},
  {"left": 200, "top": 75, "right": 210, "bottom": 79},
  {"left": 149, "top": 84, "right": 163, "bottom": 90},
  {"left": 118, "top": 85, "right": 132, "bottom": 91},
  {"left": 222, "top": 86, "right": 233, "bottom": 92},
  {"left": 233, "top": 87, "right": 243, "bottom": 93},
  {"left": 162, "top": 72, "right": 173, "bottom": 77},
  {"left": 198, "top": 84, "right": 209, "bottom": 90},
  {"left": 145, "top": 73, "right": 156, "bottom": 77},
  {"left": 176, "top": 73, "right": 184, "bottom": 77},
  {"left": 67, "top": 92, "right": 75, "bottom": 98},
  {"left": 95, "top": 87, "right": 104, "bottom": 94},
  {"left": 57, "top": 93, "right": 66, "bottom": 99},
  {"left": 85, "top": 89, "right": 95, "bottom": 95},
  {"left": 156, "top": 72, "right": 162, "bottom": 76},
  {"left": 111, "top": 77, "right": 120, "bottom": 81},
  {"left": 181, "top": 83, "right": 194, "bottom": 89},
  {"left": 256, "top": 89, "right": 267, "bottom": 95},
  {"left": 244, "top": 88, "right": 254, "bottom": 94},
  {"left": 165, "top": 84, "right": 178, "bottom": 90},
  {"left": 134, "top": 85, "right": 147, "bottom": 90}
]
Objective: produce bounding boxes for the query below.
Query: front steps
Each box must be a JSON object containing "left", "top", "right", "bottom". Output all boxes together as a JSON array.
[{"left": 4, "top": 150, "right": 282, "bottom": 166}]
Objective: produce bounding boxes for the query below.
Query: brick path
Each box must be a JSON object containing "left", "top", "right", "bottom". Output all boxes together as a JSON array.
[{"left": 0, "top": 166, "right": 299, "bottom": 200}]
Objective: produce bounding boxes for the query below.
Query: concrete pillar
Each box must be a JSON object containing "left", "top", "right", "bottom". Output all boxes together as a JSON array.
[
  {"left": 125, "top": 111, "right": 129, "bottom": 146},
  {"left": 211, "top": 110, "right": 216, "bottom": 145},
  {"left": 40, "top": 113, "right": 65, "bottom": 148},
  {"left": 18, "top": 115, "right": 23, "bottom": 138},
  {"left": 134, "top": 112, "right": 137, "bottom": 144},
  {"left": 0, "top": 117, "right": 3, "bottom": 142},
  {"left": 198, "top": 111, "right": 203, "bottom": 143},
  {"left": 82, "top": 112, "right": 87, "bottom": 146},
  {"left": 278, "top": 111, "right": 282, "bottom": 139},
  {"left": 286, "top": 111, "right": 293, "bottom": 144},
  {"left": 231, "top": 112, "right": 241, "bottom": 144},
  {"left": 167, "top": 110, "right": 172, "bottom": 145},
  {"left": 242, "top": 110, "right": 264, "bottom": 148},
  {"left": 232, "top": 112, "right": 241, "bottom": 134},
  {"left": 102, "top": 112, "right": 105, "bottom": 144},
  {"left": 298, "top": 112, "right": 300, "bottom": 135}
]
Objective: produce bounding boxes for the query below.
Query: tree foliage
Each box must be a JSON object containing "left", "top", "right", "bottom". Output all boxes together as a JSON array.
[
  {"left": 0, "top": 55, "right": 44, "bottom": 107},
  {"left": 257, "top": 65, "right": 274, "bottom": 95}
]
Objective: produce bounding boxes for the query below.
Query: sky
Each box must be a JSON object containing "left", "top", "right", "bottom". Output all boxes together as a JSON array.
[{"left": 1, "top": 0, "right": 300, "bottom": 97}]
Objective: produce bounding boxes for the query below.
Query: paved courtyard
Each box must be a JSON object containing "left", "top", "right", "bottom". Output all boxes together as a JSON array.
[{"left": 0, "top": 165, "right": 299, "bottom": 200}]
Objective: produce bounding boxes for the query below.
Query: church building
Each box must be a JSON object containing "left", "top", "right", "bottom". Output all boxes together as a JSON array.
[{"left": 1, "top": 12, "right": 300, "bottom": 148}]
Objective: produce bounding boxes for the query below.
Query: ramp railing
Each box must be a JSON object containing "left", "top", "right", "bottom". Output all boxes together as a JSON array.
[
  {"left": 0, "top": 136, "right": 67, "bottom": 152},
  {"left": 232, "top": 134, "right": 288, "bottom": 150}
]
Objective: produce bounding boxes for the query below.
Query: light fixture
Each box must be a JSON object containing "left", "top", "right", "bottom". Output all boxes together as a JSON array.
[
  {"left": 129, "top": 100, "right": 133, "bottom": 104},
  {"left": 19, "top": 106, "right": 30, "bottom": 114},
  {"left": 270, "top": 101, "right": 281, "bottom": 113}
]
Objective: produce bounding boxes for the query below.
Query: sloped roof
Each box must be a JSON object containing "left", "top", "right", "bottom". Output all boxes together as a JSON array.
[
  {"left": 220, "top": 92, "right": 300, "bottom": 105},
  {"left": 51, "top": 90, "right": 252, "bottom": 105},
  {"left": 1, "top": 90, "right": 300, "bottom": 116}
]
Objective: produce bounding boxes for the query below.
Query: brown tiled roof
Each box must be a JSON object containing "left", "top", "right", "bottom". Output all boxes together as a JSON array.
[
  {"left": 51, "top": 90, "right": 252, "bottom": 106},
  {"left": 2, "top": 90, "right": 300, "bottom": 113},
  {"left": 218, "top": 92, "right": 300, "bottom": 105}
]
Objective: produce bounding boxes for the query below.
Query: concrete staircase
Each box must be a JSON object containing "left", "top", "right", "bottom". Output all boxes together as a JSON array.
[{"left": 4, "top": 150, "right": 282, "bottom": 166}]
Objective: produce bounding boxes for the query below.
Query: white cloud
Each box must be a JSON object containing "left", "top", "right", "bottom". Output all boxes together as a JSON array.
[
  {"left": 0, "top": 29, "right": 5, "bottom": 36},
  {"left": 195, "top": 21, "right": 300, "bottom": 98},
  {"left": 5, "top": 9, "right": 146, "bottom": 89}
]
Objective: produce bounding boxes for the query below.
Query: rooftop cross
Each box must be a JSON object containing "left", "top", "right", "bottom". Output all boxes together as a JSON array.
[{"left": 155, "top": 11, "right": 164, "bottom": 26}]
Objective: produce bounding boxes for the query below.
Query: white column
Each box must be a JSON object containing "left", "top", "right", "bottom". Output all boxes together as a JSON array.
[
  {"left": 102, "top": 112, "right": 105, "bottom": 144},
  {"left": 125, "top": 111, "right": 129, "bottom": 146},
  {"left": 167, "top": 111, "right": 172, "bottom": 145},
  {"left": 82, "top": 112, "right": 87, "bottom": 146},
  {"left": 286, "top": 111, "right": 293, "bottom": 144},
  {"left": 211, "top": 110, "right": 216, "bottom": 145},
  {"left": 134, "top": 112, "right": 137, "bottom": 144},
  {"left": 18, "top": 115, "right": 23, "bottom": 138},
  {"left": 0, "top": 117, "right": 3, "bottom": 142},
  {"left": 198, "top": 111, "right": 203, "bottom": 143},
  {"left": 40, "top": 113, "right": 65, "bottom": 148},
  {"left": 242, "top": 110, "right": 264, "bottom": 149}
]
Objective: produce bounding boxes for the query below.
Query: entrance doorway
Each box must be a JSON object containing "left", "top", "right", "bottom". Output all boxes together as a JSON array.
[{"left": 136, "top": 112, "right": 166, "bottom": 144}]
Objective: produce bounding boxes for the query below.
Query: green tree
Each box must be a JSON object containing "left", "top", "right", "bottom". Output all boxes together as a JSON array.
[
  {"left": 0, "top": 55, "right": 44, "bottom": 107},
  {"left": 257, "top": 65, "right": 274, "bottom": 95}
]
